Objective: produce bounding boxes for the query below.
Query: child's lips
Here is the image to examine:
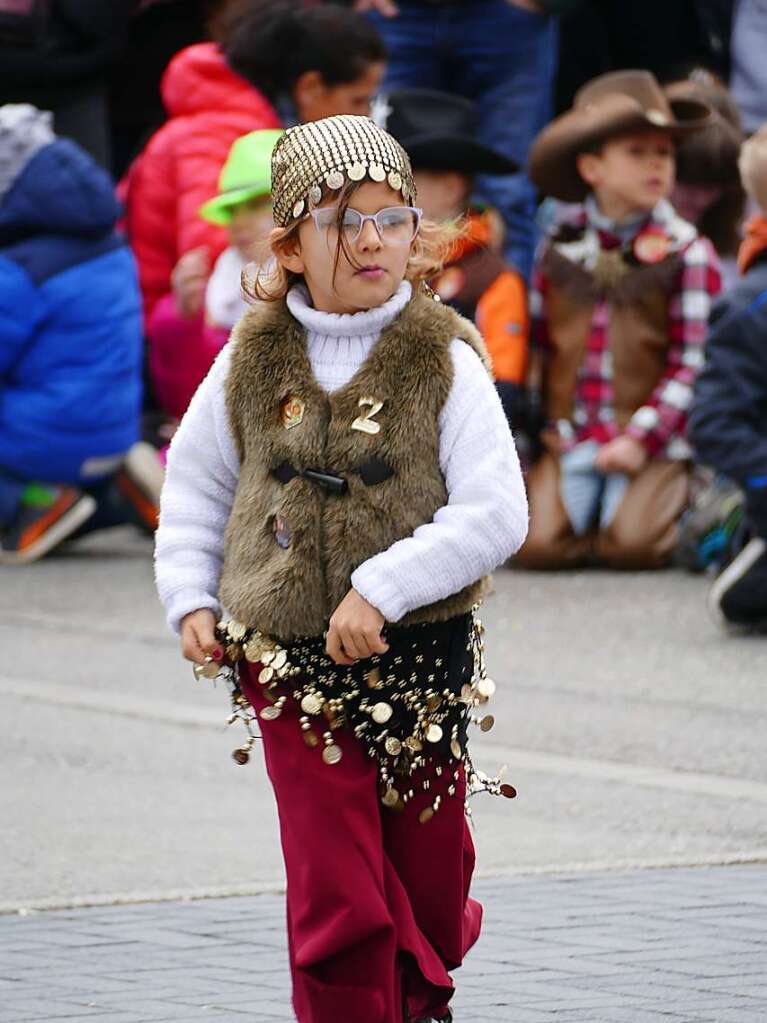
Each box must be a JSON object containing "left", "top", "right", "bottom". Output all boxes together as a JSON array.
[{"left": 356, "top": 265, "right": 386, "bottom": 280}]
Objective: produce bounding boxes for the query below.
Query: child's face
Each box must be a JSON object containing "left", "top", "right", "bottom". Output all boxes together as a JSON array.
[
  {"left": 412, "top": 169, "right": 473, "bottom": 221},
  {"left": 229, "top": 197, "right": 274, "bottom": 259},
  {"left": 576, "top": 130, "right": 675, "bottom": 219},
  {"left": 276, "top": 181, "right": 417, "bottom": 315}
]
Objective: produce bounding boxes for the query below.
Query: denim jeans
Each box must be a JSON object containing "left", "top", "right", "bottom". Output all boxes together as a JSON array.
[
  {"left": 559, "top": 440, "right": 629, "bottom": 537},
  {"left": 367, "top": 0, "right": 557, "bottom": 279}
]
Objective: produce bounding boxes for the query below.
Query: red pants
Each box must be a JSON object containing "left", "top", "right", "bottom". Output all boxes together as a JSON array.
[{"left": 240, "top": 663, "right": 482, "bottom": 1023}]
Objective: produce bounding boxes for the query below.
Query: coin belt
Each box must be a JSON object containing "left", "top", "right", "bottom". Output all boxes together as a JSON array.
[{"left": 198, "top": 610, "right": 516, "bottom": 821}]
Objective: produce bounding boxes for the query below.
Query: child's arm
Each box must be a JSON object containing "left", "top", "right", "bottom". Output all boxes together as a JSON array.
[
  {"left": 348, "top": 339, "right": 529, "bottom": 624},
  {"left": 689, "top": 290, "right": 767, "bottom": 486},
  {"left": 0, "top": 258, "right": 41, "bottom": 380},
  {"left": 154, "top": 346, "right": 239, "bottom": 640},
  {"left": 623, "top": 236, "right": 721, "bottom": 457}
]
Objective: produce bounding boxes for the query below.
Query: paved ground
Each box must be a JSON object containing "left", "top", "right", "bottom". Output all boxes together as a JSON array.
[
  {"left": 2, "top": 526, "right": 767, "bottom": 1021},
  {"left": 1, "top": 528, "right": 766, "bottom": 910},
  {"left": 2, "top": 866, "right": 767, "bottom": 1022}
]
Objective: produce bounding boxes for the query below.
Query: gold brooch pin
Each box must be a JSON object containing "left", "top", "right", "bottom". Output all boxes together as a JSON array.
[
  {"left": 281, "top": 395, "right": 306, "bottom": 430},
  {"left": 351, "top": 396, "right": 384, "bottom": 435}
]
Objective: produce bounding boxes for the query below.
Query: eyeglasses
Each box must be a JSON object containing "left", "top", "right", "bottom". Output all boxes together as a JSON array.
[{"left": 310, "top": 205, "right": 423, "bottom": 245}]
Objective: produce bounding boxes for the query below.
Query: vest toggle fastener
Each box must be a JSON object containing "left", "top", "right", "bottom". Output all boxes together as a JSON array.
[{"left": 272, "top": 458, "right": 395, "bottom": 492}]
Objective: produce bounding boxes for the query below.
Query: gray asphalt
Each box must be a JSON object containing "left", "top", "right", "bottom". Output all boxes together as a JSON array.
[{"left": 1, "top": 526, "right": 766, "bottom": 911}]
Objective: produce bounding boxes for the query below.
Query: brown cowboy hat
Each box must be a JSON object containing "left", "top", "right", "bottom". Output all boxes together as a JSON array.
[{"left": 529, "top": 70, "right": 712, "bottom": 202}]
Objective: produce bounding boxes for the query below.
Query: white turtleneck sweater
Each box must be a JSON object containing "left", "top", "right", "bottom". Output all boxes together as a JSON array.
[{"left": 155, "top": 281, "right": 528, "bottom": 632}]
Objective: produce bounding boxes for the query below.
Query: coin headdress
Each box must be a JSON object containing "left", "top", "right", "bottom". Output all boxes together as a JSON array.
[{"left": 270, "top": 114, "right": 417, "bottom": 228}]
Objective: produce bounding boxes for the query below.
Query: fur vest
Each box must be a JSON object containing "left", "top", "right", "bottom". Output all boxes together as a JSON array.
[
  {"left": 218, "top": 289, "right": 491, "bottom": 640},
  {"left": 539, "top": 208, "right": 696, "bottom": 428}
]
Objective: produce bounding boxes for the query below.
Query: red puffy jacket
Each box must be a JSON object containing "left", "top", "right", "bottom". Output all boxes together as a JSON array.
[{"left": 122, "top": 42, "right": 281, "bottom": 321}]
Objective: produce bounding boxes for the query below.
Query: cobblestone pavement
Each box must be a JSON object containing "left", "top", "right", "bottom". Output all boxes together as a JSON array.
[{"left": 2, "top": 865, "right": 767, "bottom": 1023}]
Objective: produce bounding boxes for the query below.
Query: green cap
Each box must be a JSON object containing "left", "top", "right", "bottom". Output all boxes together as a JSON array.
[{"left": 199, "top": 129, "right": 283, "bottom": 225}]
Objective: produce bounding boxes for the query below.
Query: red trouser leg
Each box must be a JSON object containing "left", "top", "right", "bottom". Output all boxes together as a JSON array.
[{"left": 240, "top": 664, "right": 481, "bottom": 1023}]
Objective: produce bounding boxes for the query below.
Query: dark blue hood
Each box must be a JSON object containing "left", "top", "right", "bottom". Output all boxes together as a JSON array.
[{"left": 0, "top": 138, "right": 120, "bottom": 246}]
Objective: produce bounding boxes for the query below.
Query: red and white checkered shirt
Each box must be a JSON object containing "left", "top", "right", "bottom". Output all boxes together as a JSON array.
[{"left": 530, "top": 201, "right": 721, "bottom": 457}]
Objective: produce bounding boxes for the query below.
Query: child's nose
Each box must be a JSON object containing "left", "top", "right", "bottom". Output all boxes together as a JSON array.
[{"left": 358, "top": 218, "right": 382, "bottom": 249}]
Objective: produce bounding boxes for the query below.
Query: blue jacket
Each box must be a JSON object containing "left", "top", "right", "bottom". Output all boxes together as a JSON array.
[
  {"left": 0, "top": 138, "right": 143, "bottom": 484},
  {"left": 689, "top": 256, "right": 767, "bottom": 533}
]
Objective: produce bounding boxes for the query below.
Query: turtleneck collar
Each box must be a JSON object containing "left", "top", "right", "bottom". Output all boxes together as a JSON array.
[{"left": 286, "top": 281, "right": 412, "bottom": 339}]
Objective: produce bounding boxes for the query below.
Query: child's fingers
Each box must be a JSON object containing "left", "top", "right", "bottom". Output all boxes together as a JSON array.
[
  {"left": 366, "top": 627, "right": 389, "bottom": 655},
  {"left": 338, "top": 625, "right": 367, "bottom": 661},
  {"left": 181, "top": 621, "right": 221, "bottom": 665},
  {"left": 326, "top": 625, "right": 355, "bottom": 666}
]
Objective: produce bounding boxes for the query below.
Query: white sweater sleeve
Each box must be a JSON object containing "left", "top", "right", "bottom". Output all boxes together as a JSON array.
[
  {"left": 351, "top": 339, "right": 529, "bottom": 622},
  {"left": 154, "top": 346, "right": 240, "bottom": 633}
]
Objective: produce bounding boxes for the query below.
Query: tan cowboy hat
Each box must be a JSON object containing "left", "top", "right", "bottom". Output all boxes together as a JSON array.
[{"left": 529, "top": 70, "right": 712, "bottom": 202}]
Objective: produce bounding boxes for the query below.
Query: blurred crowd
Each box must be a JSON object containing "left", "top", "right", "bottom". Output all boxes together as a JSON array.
[{"left": 0, "top": 0, "right": 765, "bottom": 632}]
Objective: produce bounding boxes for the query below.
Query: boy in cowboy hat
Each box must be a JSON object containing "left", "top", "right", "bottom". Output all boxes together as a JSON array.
[
  {"left": 379, "top": 88, "right": 529, "bottom": 428},
  {"left": 518, "top": 70, "right": 721, "bottom": 570},
  {"left": 690, "top": 125, "right": 767, "bottom": 631}
]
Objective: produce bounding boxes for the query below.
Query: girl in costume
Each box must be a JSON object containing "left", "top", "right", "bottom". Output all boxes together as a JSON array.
[{"left": 155, "top": 114, "right": 528, "bottom": 1023}]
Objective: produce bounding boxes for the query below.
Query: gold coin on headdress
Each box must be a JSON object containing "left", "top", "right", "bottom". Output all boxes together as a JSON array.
[
  {"left": 418, "top": 807, "right": 434, "bottom": 824},
  {"left": 301, "top": 694, "right": 322, "bottom": 716},
  {"left": 228, "top": 621, "right": 247, "bottom": 642},
  {"left": 478, "top": 677, "right": 496, "bottom": 699},
  {"left": 201, "top": 659, "right": 220, "bottom": 680},
  {"left": 258, "top": 666, "right": 274, "bottom": 685},
  {"left": 309, "top": 184, "right": 322, "bottom": 206},
  {"left": 426, "top": 723, "right": 443, "bottom": 743},
  {"left": 426, "top": 694, "right": 442, "bottom": 712},
  {"left": 405, "top": 735, "right": 422, "bottom": 752},
  {"left": 500, "top": 783, "right": 517, "bottom": 799},
  {"left": 372, "top": 702, "right": 393, "bottom": 724},
  {"left": 388, "top": 171, "right": 402, "bottom": 192},
  {"left": 369, "top": 163, "right": 385, "bottom": 182},
  {"left": 382, "top": 787, "right": 400, "bottom": 808},
  {"left": 385, "top": 736, "right": 402, "bottom": 757},
  {"left": 460, "top": 684, "right": 474, "bottom": 703},
  {"left": 326, "top": 170, "right": 344, "bottom": 190},
  {"left": 450, "top": 739, "right": 462, "bottom": 760},
  {"left": 479, "top": 714, "right": 495, "bottom": 733},
  {"left": 192, "top": 663, "right": 205, "bottom": 681},
  {"left": 260, "top": 705, "right": 281, "bottom": 721},
  {"left": 348, "top": 162, "right": 366, "bottom": 181},
  {"left": 292, "top": 199, "right": 305, "bottom": 219},
  {"left": 231, "top": 748, "right": 250, "bottom": 765},
  {"left": 273, "top": 650, "right": 287, "bottom": 670},
  {"left": 322, "top": 743, "right": 343, "bottom": 765},
  {"left": 366, "top": 668, "right": 382, "bottom": 689},
  {"left": 260, "top": 649, "right": 275, "bottom": 665}
]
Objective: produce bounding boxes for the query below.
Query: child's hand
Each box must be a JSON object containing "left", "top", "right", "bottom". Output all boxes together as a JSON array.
[
  {"left": 326, "top": 589, "right": 389, "bottom": 665},
  {"left": 180, "top": 608, "right": 222, "bottom": 665},
  {"left": 171, "top": 248, "right": 210, "bottom": 318},
  {"left": 595, "top": 436, "right": 648, "bottom": 476}
]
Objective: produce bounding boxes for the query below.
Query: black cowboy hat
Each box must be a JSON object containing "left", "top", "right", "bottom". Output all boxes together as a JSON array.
[{"left": 375, "top": 87, "right": 518, "bottom": 176}]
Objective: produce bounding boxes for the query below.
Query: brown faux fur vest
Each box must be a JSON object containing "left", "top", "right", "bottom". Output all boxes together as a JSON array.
[{"left": 218, "top": 290, "right": 492, "bottom": 640}]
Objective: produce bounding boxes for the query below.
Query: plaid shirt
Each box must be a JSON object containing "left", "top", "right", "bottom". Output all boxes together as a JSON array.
[{"left": 530, "top": 202, "right": 721, "bottom": 456}]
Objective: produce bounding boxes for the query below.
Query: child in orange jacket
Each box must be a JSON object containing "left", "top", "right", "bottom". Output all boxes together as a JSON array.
[{"left": 380, "top": 88, "right": 529, "bottom": 427}]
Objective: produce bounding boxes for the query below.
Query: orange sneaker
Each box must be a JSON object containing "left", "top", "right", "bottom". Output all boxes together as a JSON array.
[{"left": 0, "top": 484, "right": 96, "bottom": 563}]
